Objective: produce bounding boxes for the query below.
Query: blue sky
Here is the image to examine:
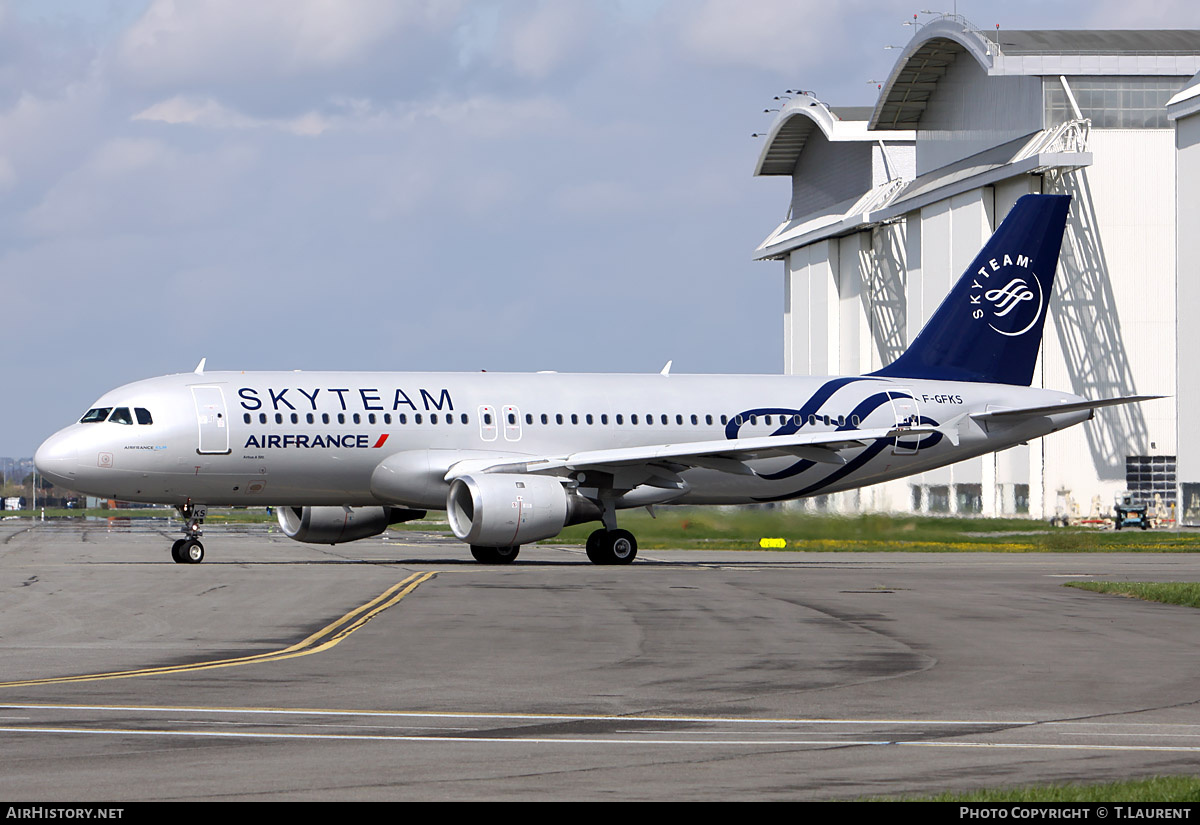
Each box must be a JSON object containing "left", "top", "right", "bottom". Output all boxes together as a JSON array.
[{"left": 5, "top": 0, "right": 1199, "bottom": 455}]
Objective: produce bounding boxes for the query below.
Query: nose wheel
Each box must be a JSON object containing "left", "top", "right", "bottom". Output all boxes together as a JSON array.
[
  {"left": 171, "top": 503, "right": 208, "bottom": 564},
  {"left": 171, "top": 538, "right": 205, "bottom": 564}
]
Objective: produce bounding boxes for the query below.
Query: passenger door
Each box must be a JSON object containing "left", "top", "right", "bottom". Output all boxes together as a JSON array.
[{"left": 192, "top": 386, "right": 231, "bottom": 455}]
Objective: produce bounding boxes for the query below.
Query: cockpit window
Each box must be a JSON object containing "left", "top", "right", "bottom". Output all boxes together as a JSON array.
[
  {"left": 135, "top": 408, "right": 153, "bottom": 425},
  {"left": 108, "top": 407, "right": 133, "bottom": 425},
  {"left": 80, "top": 408, "right": 112, "bottom": 423}
]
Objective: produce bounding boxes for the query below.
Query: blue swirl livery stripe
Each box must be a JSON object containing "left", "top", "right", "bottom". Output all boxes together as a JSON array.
[
  {"left": 723, "top": 376, "right": 876, "bottom": 441},
  {"left": 755, "top": 390, "right": 896, "bottom": 481},
  {"left": 724, "top": 378, "right": 882, "bottom": 482},
  {"left": 754, "top": 415, "right": 945, "bottom": 502}
]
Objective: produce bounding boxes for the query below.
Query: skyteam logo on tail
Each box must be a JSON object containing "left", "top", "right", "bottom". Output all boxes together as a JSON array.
[
  {"left": 969, "top": 253, "right": 1044, "bottom": 337},
  {"left": 872, "top": 194, "right": 1068, "bottom": 386}
]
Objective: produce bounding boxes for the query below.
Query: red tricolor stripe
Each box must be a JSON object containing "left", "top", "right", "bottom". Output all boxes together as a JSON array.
[{"left": 373, "top": 434, "right": 389, "bottom": 448}]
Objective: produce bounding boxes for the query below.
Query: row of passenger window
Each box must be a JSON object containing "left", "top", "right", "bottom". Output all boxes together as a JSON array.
[
  {"left": 242, "top": 411, "right": 863, "bottom": 428},
  {"left": 80, "top": 407, "right": 154, "bottom": 425}
]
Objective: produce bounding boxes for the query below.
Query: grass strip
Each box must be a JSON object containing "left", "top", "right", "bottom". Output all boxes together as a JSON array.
[
  {"left": 547, "top": 510, "right": 1200, "bottom": 552},
  {"left": 884, "top": 774, "right": 1200, "bottom": 802},
  {"left": 1065, "top": 581, "right": 1200, "bottom": 608},
  {"left": 10, "top": 508, "right": 1200, "bottom": 552}
]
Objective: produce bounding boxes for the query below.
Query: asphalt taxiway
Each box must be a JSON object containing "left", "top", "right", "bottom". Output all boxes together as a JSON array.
[{"left": 2, "top": 519, "right": 1199, "bottom": 801}]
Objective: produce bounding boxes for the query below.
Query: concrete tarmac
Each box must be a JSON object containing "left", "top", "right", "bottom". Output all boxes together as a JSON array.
[{"left": 2, "top": 519, "right": 1200, "bottom": 801}]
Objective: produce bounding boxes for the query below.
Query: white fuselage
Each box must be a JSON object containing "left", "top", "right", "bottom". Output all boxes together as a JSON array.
[{"left": 35, "top": 370, "right": 1089, "bottom": 509}]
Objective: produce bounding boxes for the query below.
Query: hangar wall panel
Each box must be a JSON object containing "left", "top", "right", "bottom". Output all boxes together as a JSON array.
[
  {"left": 994, "top": 177, "right": 1041, "bottom": 514},
  {"left": 910, "top": 191, "right": 993, "bottom": 493},
  {"left": 863, "top": 223, "right": 909, "bottom": 372},
  {"left": 836, "top": 233, "right": 872, "bottom": 375},
  {"left": 1177, "top": 114, "right": 1200, "bottom": 524},
  {"left": 1041, "top": 130, "right": 1177, "bottom": 517},
  {"left": 872, "top": 142, "right": 916, "bottom": 189},
  {"left": 790, "top": 136, "right": 873, "bottom": 219},
  {"left": 916, "top": 54, "right": 1043, "bottom": 176},
  {"left": 784, "top": 240, "right": 840, "bottom": 376},
  {"left": 1171, "top": 116, "right": 1200, "bottom": 522}
]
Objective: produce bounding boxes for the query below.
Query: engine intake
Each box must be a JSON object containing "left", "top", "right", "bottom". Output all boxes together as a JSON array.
[
  {"left": 447, "top": 474, "right": 577, "bottom": 547},
  {"left": 277, "top": 505, "right": 426, "bottom": 545}
]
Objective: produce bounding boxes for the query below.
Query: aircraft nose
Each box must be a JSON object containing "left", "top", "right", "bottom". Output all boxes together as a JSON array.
[{"left": 34, "top": 430, "right": 79, "bottom": 487}]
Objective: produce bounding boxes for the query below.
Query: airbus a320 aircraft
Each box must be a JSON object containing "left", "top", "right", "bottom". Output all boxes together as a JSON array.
[{"left": 35, "top": 195, "right": 1153, "bottom": 565}]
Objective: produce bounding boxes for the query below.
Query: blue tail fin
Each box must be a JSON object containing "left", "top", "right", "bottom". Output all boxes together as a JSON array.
[{"left": 871, "top": 193, "right": 1071, "bottom": 386}]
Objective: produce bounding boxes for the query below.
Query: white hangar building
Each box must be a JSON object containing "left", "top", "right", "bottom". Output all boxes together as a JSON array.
[{"left": 753, "top": 18, "right": 1200, "bottom": 522}]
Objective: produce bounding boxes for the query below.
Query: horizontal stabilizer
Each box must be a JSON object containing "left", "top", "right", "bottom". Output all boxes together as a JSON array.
[
  {"left": 971, "top": 395, "right": 1163, "bottom": 423},
  {"left": 933, "top": 412, "right": 972, "bottom": 447}
]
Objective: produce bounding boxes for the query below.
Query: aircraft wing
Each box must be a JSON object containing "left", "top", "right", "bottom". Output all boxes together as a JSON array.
[
  {"left": 445, "top": 425, "right": 933, "bottom": 483},
  {"left": 970, "top": 395, "right": 1163, "bottom": 423}
]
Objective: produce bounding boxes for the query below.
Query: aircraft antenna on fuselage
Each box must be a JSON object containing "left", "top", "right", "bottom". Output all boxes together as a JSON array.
[
  {"left": 660, "top": 360, "right": 673, "bottom": 376},
  {"left": 193, "top": 358, "right": 206, "bottom": 375}
]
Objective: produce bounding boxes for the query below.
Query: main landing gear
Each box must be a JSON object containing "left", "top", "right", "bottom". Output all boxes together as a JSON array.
[
  {"left": 470, "top": 545, "right": 520, "bottom": 564},
  {"left": 171, "top": 503, "right": 207, "bottom": 564},
  {"left": 579, "top": 487, "right": 637, "bottom": 565},
  {"left": 463, "top": 485, "right": 638, "bottom": 566},
  {"left": 468, "top": 533, "right": 636, "bottom": 565},
  {"left": 585, "top": 528, "right": 637, "bottom": 565}
]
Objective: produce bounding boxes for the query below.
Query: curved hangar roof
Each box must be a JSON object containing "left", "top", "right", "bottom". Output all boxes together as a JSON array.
[
  {"left": 754, "top": 97, "right": 877, "bottom": 176},
  {"left": 870, "top": 19, "right": 996, "bottom": 131},
  {"left": 871, "top": 19, "right": 1200, "bottom": 130}
]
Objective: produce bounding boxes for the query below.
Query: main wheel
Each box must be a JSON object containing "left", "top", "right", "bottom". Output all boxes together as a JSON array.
[
  {"left": 587, "top": 529, "right": 638, "bottom": 565},
  {"left": 606, "top": 529, "right": 637, "bottom": 565},
  {"left": 585, "top": 529, "right": 606, "bottom": 563},
  {"left": 180, "top": 539, "right": 205, "bottom": 564},
  {"left": 470, "top": 545, "right": 520, "bottom": 564}
]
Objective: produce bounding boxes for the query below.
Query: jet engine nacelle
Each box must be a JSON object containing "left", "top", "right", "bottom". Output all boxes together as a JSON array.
[
  {"left": 447, "top": 473, "right": 580, "bottom": 547},
  {"left": 277, "top": 505, "right": 426, "bottom": 545}
]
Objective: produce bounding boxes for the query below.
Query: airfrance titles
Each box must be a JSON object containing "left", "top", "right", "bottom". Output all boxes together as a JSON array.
[{"left": 242, "top": 433, "right": 390, "bottom": 450}]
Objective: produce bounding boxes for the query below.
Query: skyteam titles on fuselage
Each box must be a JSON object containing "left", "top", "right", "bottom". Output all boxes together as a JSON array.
[{"left": 237, "top": 386, "right": 454, "bottom": 412}]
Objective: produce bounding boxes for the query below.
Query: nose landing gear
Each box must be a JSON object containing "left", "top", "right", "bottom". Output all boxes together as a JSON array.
[{"left": 171, "top": 503, "right": 207, "bottom": 564}]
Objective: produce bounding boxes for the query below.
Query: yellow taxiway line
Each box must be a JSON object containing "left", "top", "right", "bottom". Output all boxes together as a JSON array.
[{"left": 0, "top": 572, "right": 437, "bottom": 688}]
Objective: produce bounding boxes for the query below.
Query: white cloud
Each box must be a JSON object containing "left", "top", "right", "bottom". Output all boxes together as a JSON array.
[
  {"left": 133, "top": 95, "right": 333, "bottom": 135},
  {"left": 1080, "top": 0, "right": 1200, "bottom": 28},
  {"left": 404, "top": 95, "right": 566, "bottom": 138},
  {"left": 0, "top": 157, "right": 15, "bottom": 191},
  {"left": 22, "top": 137, "right": 258, "bottom": 237},
  {"left": 85, "top": 136, "right": 177, "bottom": 178},
  {"left": 0, "top": 83, "right": 111, "bottom": 188},
  {"left": 115, "top": 0, "right": 464, "bottom": 88},
  {"left": 670, "top": 0, "right": 859, "bottom": 76},
  {"left": 497, "top": 2, "right": 599, "bottom": 79},
  {"left": 132, "top": 93, "right": 566, "bottom": 139}
]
